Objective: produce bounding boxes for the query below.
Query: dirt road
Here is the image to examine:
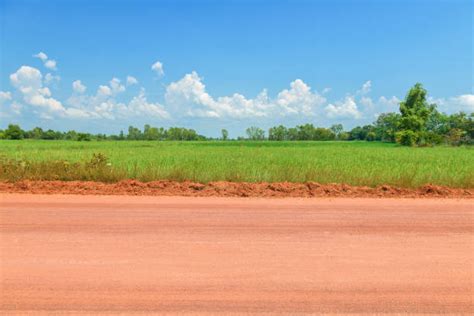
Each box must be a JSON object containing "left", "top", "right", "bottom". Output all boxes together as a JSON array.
[{"left": 1, "top": 194, "right": 473, "bottom": 314}]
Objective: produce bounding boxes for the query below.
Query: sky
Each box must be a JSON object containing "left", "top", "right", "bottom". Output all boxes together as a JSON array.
[{"left": 0, "top": 0, "right": 473, "bottom": 137}]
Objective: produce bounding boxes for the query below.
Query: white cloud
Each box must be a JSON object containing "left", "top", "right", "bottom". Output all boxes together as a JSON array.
[
  {"left": 431, "top": 94, "right": 474, "bottom": 113},
  {"left": 151, "top": 60, "right": 164, "bottom": 76},
  {"left": 357, "top": 80, "right": 372, "bottom": 95},
  {"left": 9, "top": 65, "right": 91, "bottom": 118},
  {"left": 33, "top": 52, "right": 48, "bottom": 62},
  {"left": 10, "top": 66, "right": 64, "bottom": 113},
  {"left": 360, "top": 96, "right": 374, "bottom": 108},
  {"left": 165, "top": 72, "right": 326, "bottom": 118},
  {"left": 97, "top": 85, "right": 112, "bottom": 97},
  {"left": 66, "top": 79, "right": 169, "bottom": 120},
  {"left": 452, "top": 94, "right": 474, "bottom": 112},
  {"left": 377, "top": 96, "right": 400, "bottom": 108},
  {"left": 33, "top": 52, "right": 58, "bottom": 71},
  {"left": 128, "top": 89, "right": 169, "bottom": 118},
  {"left": 72, "top": 80, "right": 87, "bottom": 93},
  {"left": 109, "top": 77, "right": 125, "bottom": 94},
  {"left": 44, "top": 73, "right": 60, "bottom": 85},
  {"left": 276, "top": 79, "right": 326, "bottom": 115},
  {"left": 126, "top": 75, "right": 138, "bottom": 86},
  {"left": 0, "top": 91, "right": 12, "bottom": 104},
  {"left": 10, "top": 102, "right": 22, "bottom": 115},
  {"left": 325, "top": 96, "right": 362, "bottom": 119},
  {"left": 165, "top": 71, "right": 269, "bottom": 118},
  {"left": 44, "top": 59, "right": 57, "bottom": 70}
]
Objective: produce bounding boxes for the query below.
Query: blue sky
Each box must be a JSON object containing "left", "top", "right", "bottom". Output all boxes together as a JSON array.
[{"left": 0, "top": 0, "right": 472, "bottom": 137}]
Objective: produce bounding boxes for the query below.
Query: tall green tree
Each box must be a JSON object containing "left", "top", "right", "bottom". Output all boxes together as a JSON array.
[
  {"left": 399, "top": 83, "right": 435, "bottom": 132},
  {"left": 221, "top": 129, "right": 229, "bottom": 141},
  {"left": 4, "top": 124, "right": 24, "bottom": 139},
  {"left": 330, "top": 124, "right": 344, "bottom": 139},
  {"left": 246, "top": 126, "right": 265, "bottom": 140}
]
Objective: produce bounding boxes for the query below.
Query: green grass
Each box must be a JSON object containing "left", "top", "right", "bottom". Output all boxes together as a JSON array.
[{"left": 0, "top": 140, "right": 473, "bottom": 188}]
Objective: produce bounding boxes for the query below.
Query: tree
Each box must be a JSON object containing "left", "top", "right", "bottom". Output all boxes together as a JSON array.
[
  {"left": 77, "top": 133, "right": 91, "bottom": 141},
  {"left": 373, "top": 113, "right": 401, "bottom": 142},
  {"left": 28, "top": 127, "right": 44, "bottom": 139},
  {"left": 399, "top": 83, "right": 435, "bottom": 132},
  {"left": 127, "top": 126, "right": 142, "bottom": 140},
  {"left": 349, "top": 125, "right": 374, "bottom": 140},
  {"left": 144, "top": 124, "right": 162, "bottom": 140},
  {"left": 4, "top": 124, "right": 24, "bottom": 139},
  {"left": 64, "top": 130, "right": 78, "bottom": 140},
  {"left": 245, "top": 126, "right": 265, "bottom": 140},
  {"left": 221, "top": 129, "right": 229, "bottom": 141},
  {"left": 268, "top": 125, "right": 288, "bottom": 141},
  {"left": 330, "top": 124, "right": 344, "bottom": 139}
]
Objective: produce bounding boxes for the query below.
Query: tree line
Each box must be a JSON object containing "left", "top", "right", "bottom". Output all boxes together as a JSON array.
[
  {"left": 1, "top": 84, "right": 473, "bottom": 146},
  {"left": 0, "top": 125, "right": 206, "bottom": 141}
]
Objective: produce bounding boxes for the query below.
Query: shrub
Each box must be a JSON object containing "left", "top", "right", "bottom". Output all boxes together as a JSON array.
[
  {"left": 395, "top": 130, "right": 419, "bottom": 146},
  {"left": 418, "top": 131, "right": 444, "bottom": 147}
]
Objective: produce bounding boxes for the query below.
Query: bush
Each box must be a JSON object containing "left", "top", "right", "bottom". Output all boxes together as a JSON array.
[
  {"left": 366, "top": 132, "right": 376, "bottom": 141},
  {"left": 395, "top": 130, "right": 419, "bottom": 146},
  {"left": 418, "top": 131, "right": 444, "bottom": 147},
  {"left": 446, "top": 128, "right": 464, "bottom": 146}
]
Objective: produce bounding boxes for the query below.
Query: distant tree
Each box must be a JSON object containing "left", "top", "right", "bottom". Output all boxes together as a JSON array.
[
  {"left": 330, "top": 124, "right": 344, "bottom": 139},
  {"left": 28, "top": 127, "right": 44, "bottom": 139},
  {"left": 287, "top": 127, "right": 298, "bottom": 140},
  {"left": 144, "top": 124, "right": 162, "bottom": 140},
  {"left": 77, "top": 133, "right": 91, "bottom": 141},
  {"left": 268, "top": 125, "right": 288, "bottom": 141},
  {"left": 245, "top": 126, "right": 265, "bottom": 140},
  {"left": 221, "top": 129, "right": 229, "bottom": 141},
  {"left": 127, "top": 126, "right": 142, "bottom": 140},
  {"left": 349, "top": 125, "right": 374, "bottom": 140},
  {"left": 64, "top": 130, "right": 78, "bottom": 141},
  {"left": 4, "top": 124, "right": 24, "bottom": 139},
  {"left": 373, "top": 113, "right": 401, "bottom": 142}
]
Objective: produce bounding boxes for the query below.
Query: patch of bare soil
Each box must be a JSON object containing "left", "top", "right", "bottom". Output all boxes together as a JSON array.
[{"left": 0, "top": 180, "right": 472, "bottom": 198}]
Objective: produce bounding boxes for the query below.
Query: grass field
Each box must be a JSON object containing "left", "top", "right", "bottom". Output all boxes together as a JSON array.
[{"left": 0, "top": 140, "right": 473, "bottom": 188}]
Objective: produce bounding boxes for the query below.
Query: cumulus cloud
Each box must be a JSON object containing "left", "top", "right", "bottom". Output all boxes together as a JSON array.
[
  {"left": 452, "top": 94, "right": 474, "bottom": 111},
  {"left": 377, "top": 96, "right": 400, "bottom": 108},
  {"left": 3, "top": 56, "right": 473, "bottom": 124},
  {"left": 33, "top": 52, "right": 48, "bottom": 62},
  {"left": 72, "top": 80, "right": 87, "bottom": 93},
  {"left": 0, "top": 91, "right": 12, "bottom": 104},
  {"left": 358, "top": 80, "right": 372, "bottom": 95},
  {"left": 44, "top": 73, "right": 60, "bottom": 85},
  {"left": 126, "top": 75, "right": 138, "bottom": 86},
  {"left": 44, "top": 59, "right": 57, "bottom": 70},
  {"left": 165, "top": 72, "right": 326, "bottom": 118},
  {"left": 325, "top": 96, "right": 362, "bottom": 119},
  {"left": 430, "top": 94, "right": 474, "bottom": 113},
  {"left": 97, "top": 85, "right": 112, "bottom": 97},
  {"left": 109, "top": 77, "right": 125, "bottom": 94},
  {"left": 10, "top": 66, "right": 64, "bottom": 113},
  {"left": 151, "top": 60, "right": 164, "bottom": 76},
  {"left": 33, "top": 52, "right": 57, "bottom": 71},
  {"left": 128, "top": 89, "right": 169, "bottom": 118},
  {"left": 66, "top": 78, "right": 169, "bottom": 120},
  {"left": 276, "top": 79, "right": 326, "bottom": 115},
  {"left": 9, "top": 65, "right": 93, "bottom": 119}
]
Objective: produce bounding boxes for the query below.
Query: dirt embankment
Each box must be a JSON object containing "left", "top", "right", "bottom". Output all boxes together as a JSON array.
[{"left": 0, "top": 180, "right": 472, "bottom": 198}]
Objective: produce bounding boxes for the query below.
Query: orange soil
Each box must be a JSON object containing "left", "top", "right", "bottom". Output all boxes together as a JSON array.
[
  {"left": 1, "top": 195, "right": 472, "bottom": 314},
  {"left": 0, "top": 179, "right": 472, "bottom": 198}
]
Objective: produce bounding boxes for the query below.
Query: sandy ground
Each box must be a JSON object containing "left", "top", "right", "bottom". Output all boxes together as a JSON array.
[{"left": 1, "top": 194, "right": 473, "bottom": 315}]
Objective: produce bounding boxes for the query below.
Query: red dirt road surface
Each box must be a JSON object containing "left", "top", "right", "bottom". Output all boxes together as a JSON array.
[{"left": 1, "top": 194, "right": 473, "bottom": 315}]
